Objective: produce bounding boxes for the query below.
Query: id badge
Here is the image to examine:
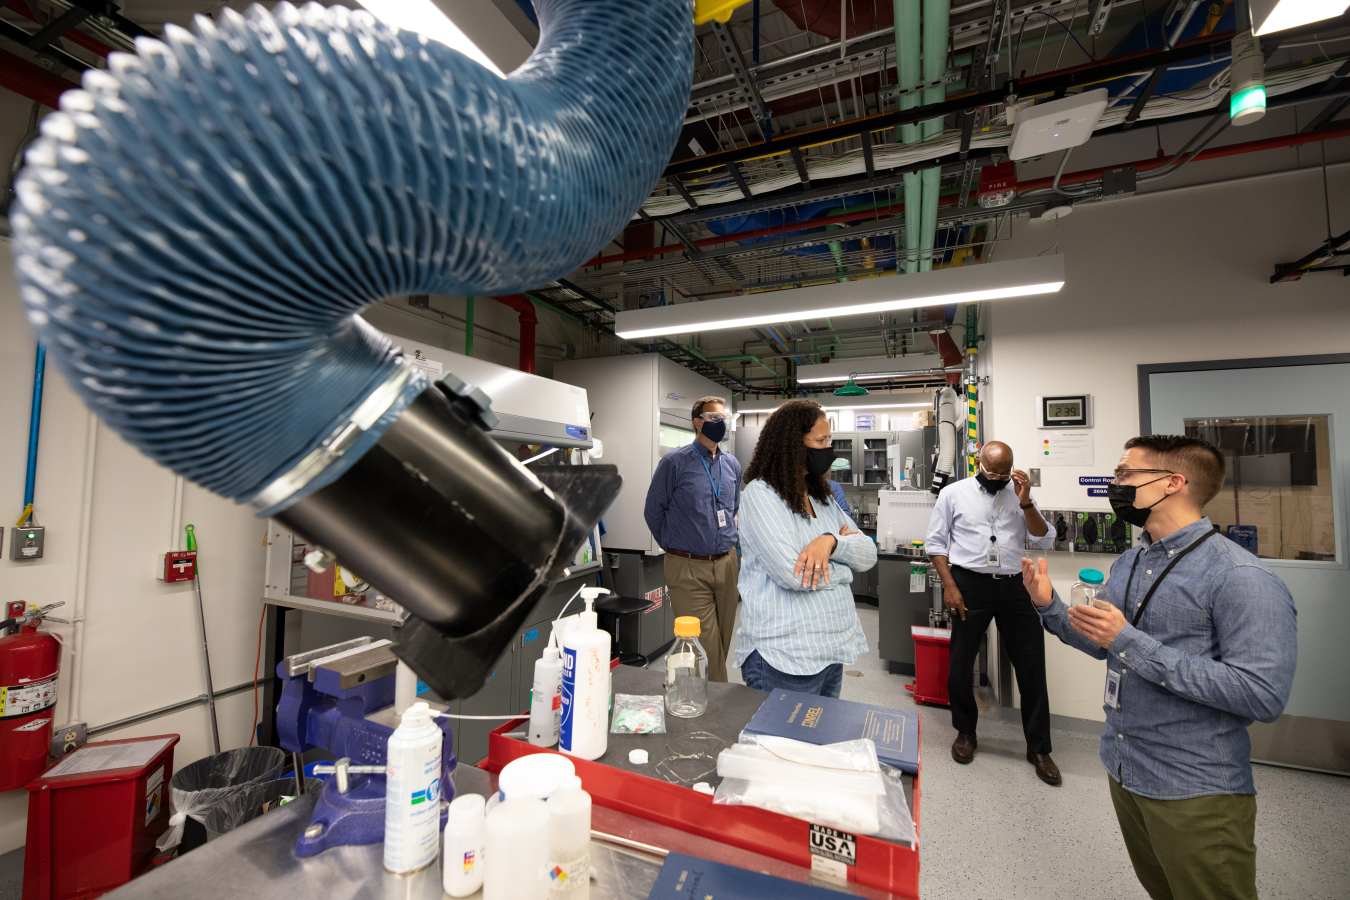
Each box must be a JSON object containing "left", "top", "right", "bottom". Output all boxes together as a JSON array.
[
  {"left": 717, "top": 509, "right": 728, "bottom": 528},
  {"left": 986, "top": 543, "right": 1000, "bottom": 567},
  {"left": 1105, "top": 669, "right": 1121, "bottom": 709}
]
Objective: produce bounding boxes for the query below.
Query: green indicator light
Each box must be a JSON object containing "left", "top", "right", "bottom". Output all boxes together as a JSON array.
[
  {"left": 1230, "top": 85, "right": 1266, "bottom": 122},
  {"left": 27, "top": 533, "right": 35, "bottom": 539}
]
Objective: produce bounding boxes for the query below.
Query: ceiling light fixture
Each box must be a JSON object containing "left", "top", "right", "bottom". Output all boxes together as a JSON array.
[
  {"left": 1248, "top": 0, "right": 1349, "bottom": 35},
  {"left": 738, "top": 401, "right": 932, "bottom": 414},
  {"left": 356, "top": 0, "right": 507, "bottom": 77},
  {"left": 834, "top": 377, "right": 869, "bottom": 397},
  {"left": 797, "top": 354, "right": 945, "bottom": 384},
  {"left": 614, "top": 256, "right": 1065, "bottom": 340}
]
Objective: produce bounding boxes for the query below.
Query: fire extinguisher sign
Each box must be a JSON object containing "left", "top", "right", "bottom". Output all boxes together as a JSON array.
[{"left": 0, "top": 676, "right": 57, "bottom": 718}]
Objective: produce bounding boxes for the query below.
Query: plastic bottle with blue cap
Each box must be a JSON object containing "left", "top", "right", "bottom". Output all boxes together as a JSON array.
[{"left": 1070, "top": 568, "right": 1106, "bottom": 607}]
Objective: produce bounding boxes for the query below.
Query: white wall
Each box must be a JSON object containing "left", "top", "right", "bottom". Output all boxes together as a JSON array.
[
  {"left": 985, "top": 163, "right": 1350, "bottom": 723},
  {"left": 0, "top": 240, "right": 267, "bottom": 853}
]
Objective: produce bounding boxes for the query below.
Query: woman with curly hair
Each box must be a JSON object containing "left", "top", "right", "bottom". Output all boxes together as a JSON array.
[{"left": 733, "top": 399, "right": 877, "bottom": 698}]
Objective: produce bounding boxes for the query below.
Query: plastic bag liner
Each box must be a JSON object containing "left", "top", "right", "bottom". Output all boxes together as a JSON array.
[
  {"left": 714, "top": 736, "right": 915, "bottom": 843},
  {"left": 157, "top": 747, "right": 286, "bottom": 851},
  {"left": 203, "top": 777, "right": 322, "bottom": 842}
]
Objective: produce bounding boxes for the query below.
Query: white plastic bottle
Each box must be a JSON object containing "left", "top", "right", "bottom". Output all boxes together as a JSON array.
[
  {"left": 547, "top": 775, "right": 592, "bottom": 900},
  {"left": 383, "top": 701, "right": 442, "bottom": 874},
  {"left": 485, "top": 784, "right": 550, "bottom": 900},
  {"left": 559, "top": 587, "right": 611, "bottom": 761},
  {"left": 443, "top": 793, "right": 487, "bottom": 897},
  {"left": 529, "top": 628, "right": 563, "bottom": 747}
]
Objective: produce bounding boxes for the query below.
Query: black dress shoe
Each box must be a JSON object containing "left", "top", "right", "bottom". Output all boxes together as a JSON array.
[
  {"left": 1027, "top": 751, "right": 1062, "bottom": 785},
  {"left": 952, "top": 732, "right": 977, "bottom": 764}
]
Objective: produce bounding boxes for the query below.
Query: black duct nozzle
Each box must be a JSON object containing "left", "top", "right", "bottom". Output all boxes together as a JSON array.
[{"left": 277, "top": 384, "right": 621, "bottom": 699}]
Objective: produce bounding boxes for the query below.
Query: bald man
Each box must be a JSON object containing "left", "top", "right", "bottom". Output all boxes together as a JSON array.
[{"left": 924, "top": 442, "right": 1060, "bottom": 785}]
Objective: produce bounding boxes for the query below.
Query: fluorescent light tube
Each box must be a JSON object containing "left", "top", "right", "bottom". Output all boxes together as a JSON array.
[
  {"left": 1249, "top": 0, "right": 1349, "bottom": 35},
  {"left": 797, "top": 354, "right": 944, "bottom": 384},
  {"left": 614, "top": 256, "right": 1065, "bottom": 340},
  {"left": 738, "top": 402, "right": 933, "bottom": 413},
  {"left": 357, "top": 0, "right": 506, "bottom": 77}
]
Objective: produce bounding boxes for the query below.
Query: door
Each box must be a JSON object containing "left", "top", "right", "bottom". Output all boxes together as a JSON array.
[{"left": 1145, "top": 357, "right": 1350, "bottom": 773}]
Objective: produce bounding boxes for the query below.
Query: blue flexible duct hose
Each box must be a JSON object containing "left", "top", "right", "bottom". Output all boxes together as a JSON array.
[{"left": 11, "top": 0, "right": 692, "bottom": 509}]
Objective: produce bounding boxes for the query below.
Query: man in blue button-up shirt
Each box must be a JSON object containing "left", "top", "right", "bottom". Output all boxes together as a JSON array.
[
  {"left": 1023, "top": 434, "right": 1296, "bottom": 900},
  {"left": 644, "top": 396, "right": 742, "bottom": 682}
]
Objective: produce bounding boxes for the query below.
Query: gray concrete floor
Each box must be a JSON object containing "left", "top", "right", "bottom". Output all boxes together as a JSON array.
[{"left": 712, "top": 602, "right": 1350, "bottom": 900}]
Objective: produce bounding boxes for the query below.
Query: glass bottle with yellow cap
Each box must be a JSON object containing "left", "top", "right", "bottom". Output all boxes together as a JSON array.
[{"left": 664, "top": 616, "right": 708, "bottom": 718}]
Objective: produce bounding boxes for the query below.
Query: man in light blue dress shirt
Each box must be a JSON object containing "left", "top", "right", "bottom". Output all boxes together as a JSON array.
[
  {"left": 925, "top": 441, "right": 1058, "bottom": 783},
  {"left": 1022, "top": 435, "right": 1296, "bottom": 900}
]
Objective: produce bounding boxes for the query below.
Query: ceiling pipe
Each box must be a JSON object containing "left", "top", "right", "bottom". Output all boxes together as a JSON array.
[
  {"left": 0, "top": 48, "right": 79, "bottom": 108},
  {"left": 918, "top": 0, "right": 951, "bottom": 273},
  {"left": 491, "top": 295, "right": 539, "bottom": 374},
  {"left": 8, "top": 1, "right": 113, "bottom": 57}
]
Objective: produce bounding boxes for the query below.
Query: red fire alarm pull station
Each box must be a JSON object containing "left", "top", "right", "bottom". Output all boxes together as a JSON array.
[{"left": 163, "top": 550, "right": 197, "bottom": 583}]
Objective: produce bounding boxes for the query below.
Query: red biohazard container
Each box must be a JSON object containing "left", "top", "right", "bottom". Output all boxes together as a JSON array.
[
  {"left": 23, "top": 734, "right": 180, "bottom": 900},
  {"left": 911, "top": 626, "right": 951, "bottom": 706}
]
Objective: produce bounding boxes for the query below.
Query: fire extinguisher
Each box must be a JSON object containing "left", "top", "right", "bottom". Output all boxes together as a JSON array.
[{"left": 0, "top": 600, "right": 66, "bottom": 792}]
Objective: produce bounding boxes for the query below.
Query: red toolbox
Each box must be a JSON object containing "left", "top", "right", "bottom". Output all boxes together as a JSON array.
[
  {"left": 23, "top": 734, "right": 180, "bottom": 900},
  {"left": 911, "top": 626, "right": 951, "bottom": 707},
  {"left": 485, "top": 718, "right": 921, "bottom": 898}
]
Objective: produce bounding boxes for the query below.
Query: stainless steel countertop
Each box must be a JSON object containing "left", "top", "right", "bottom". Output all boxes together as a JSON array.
[{"left": 110, "top": 760, "right": 902, "bottom": 900}]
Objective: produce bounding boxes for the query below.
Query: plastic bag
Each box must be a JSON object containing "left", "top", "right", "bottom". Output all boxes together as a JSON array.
[
  {"left": 156, "top": 747, "right": 286, "bottom": 851},
  {"left": 610, "top": 694, "right": 666, "bottom": 734},
  {"left": 713, "top": 736, "right": 915, "bottom": 843}
]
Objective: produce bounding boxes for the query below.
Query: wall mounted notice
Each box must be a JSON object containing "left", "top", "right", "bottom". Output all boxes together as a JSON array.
[{"left": 1039, "top": 432, "right": 1093, "bottom": 466}]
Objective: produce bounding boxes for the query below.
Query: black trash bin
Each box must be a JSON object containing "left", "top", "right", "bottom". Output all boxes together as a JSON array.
[{"left": 159, "top": 747, "right": 286, "bottom": 854}]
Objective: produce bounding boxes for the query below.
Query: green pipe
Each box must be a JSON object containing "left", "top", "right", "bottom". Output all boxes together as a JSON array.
[
  {"left": 464, "top": 296, "right": 474, "bottom": 356},
  {"left": 919, "top": 0, "right": 950, "bottom": 273},
  {"left": 825, "top": 196, "right": 891, "bottom": 281},
  {"left": 894, "top": 0, "right": 922, "bottom": 275},
  {"left": 705, "top": 353, "right": 779, "bottom": 377}
]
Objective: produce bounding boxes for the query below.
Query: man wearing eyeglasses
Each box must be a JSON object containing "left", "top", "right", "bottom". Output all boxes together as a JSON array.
[
  {"left": 644, "top": 396, "right": 742, "bottom": 681},
  {"left": 1022, "top": 435, "right": 1296, "bottom": 900},
  {"left": 925, "top": 441, "right": 1060, "bottom": 784}
]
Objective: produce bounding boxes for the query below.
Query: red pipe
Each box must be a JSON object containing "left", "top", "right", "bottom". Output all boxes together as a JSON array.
[
  {"left": 0, "top": 47, "right": 79, "bottom": 109},
  {"left": 1017, "top": 122, "right": 1350, "bottom": 191},
  {"left": 9, "top": 2, "right": 114, "bottom": 57},
  {"left": 491, "top": 295, "right": 538, "bottom": 374}
]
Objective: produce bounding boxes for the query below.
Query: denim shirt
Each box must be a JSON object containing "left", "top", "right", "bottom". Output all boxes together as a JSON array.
[
  {"left": 643, "top": 440, "right": 741, "bottom": 556},
  {"left": 1036, "top": 517, "right": 1297, "bottom": 800}
]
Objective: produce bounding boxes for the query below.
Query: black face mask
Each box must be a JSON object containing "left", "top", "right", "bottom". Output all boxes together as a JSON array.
[
  {"left": 805, "top": 446, "right": 835, "bottom": 476},
  {"left": 1106, "top": 476, "right": 1171, "bottom": 528},
  {"left": 700, "top": 419, "right": 727, "bottom": 443},
  {"left": 976, "top": 473, "right": 1009, "bottom": 494}
]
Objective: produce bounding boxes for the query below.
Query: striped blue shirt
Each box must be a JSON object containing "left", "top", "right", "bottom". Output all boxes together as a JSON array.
[{"left": 733, "top": 479, "right": 878, "bottom": 676}]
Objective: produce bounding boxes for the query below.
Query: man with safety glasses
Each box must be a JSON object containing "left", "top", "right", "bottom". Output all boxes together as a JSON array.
[
  {"left": 644, "top": 396, "right": 742, "bottom": 681},
  {"left": 1022, "top": 434, "right": 1296, "bottom": 900},
  {"left": 925, "top": 441, "right": 1059, "bottom": 784}
]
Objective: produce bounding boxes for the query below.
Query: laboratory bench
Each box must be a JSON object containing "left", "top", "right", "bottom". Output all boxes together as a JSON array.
[{"left": 108, "top": 667, "right": 918, "bottom": 900}]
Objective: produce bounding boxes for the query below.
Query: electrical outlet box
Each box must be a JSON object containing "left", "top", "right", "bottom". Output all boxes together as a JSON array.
[
  {"left": 9, "top": 526, "right": 44, "bottom": 561},
  {"left": 50, "top": 721, "right": 87, "bottom": 759},
  {"left": 1009, "top": 89, "right": 1109, "bottom": 161},
  {"left": 159, "top": 550, "right": 197, "bottom": 583}
]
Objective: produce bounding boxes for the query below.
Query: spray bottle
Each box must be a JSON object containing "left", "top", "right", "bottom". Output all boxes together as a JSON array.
[
  {"left": 559, "top": 587, "right": 610, "bottom": 761},
  {"left": 383, "top": 701, "right": 442, "bottom": 874},
  {"left": 529, "top": 626, "right": 563, "bottom": 747}
]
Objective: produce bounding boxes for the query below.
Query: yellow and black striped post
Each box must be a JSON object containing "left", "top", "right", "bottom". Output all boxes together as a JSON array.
[{"left": 967, "top": 351, "right": 978, "bottom": 476}]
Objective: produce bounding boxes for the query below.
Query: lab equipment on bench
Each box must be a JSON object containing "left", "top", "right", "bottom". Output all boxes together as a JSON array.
[
  {"left": 383, "top": 701, "right": 443, "bottom": 875},
  {"left": 663, "top": 617, "right": 708, "bottom": 718},
  {"left": 546, "top": 775, "right": 592, "bottom": 900},
  {"left": 1070, "top": 569, "right": 1106, "bottom": 607},
  {"left": 443, "top": 794, "right": 487, "bottom": 898},
  {"left": 529, "top": 628, "right": 564, "bottom": 748},
  {"left": 274, "top": 638, "right": 456, "bottom": 858},
  {"left": 559, "top": 589, "right": 611, "bottom": 761}
]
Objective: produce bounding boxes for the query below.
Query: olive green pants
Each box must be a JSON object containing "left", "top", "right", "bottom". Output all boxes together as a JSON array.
[
  {"left": 663, "top": 552, "right": 738, "bottom": 683},
  {"left": 1108, "top": 775, "right": 1257, "bottom": 900}
]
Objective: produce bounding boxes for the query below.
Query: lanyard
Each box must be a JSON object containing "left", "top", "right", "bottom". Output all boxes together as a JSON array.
[
  {"left": 699, "top": 453, "right": 722, "bottom": 505},
  {"left": 1122, "top": 529, "right": 1216, "bottom": 628},
  {"left": 981, "top": 489, "right": 1002, "bottom": 539}
]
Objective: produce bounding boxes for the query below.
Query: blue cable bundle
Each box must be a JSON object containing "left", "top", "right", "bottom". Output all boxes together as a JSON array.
[{"left": 10, "top": 0, "right": 691, "bottom": 507}]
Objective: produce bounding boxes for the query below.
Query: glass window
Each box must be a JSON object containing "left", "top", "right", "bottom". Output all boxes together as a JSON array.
[
  {"left": 1185, "top": 415, "right": 1335, "bottom": 561},
  {"left": 659, "top": 424, "right": 696, "bottom": 457}
]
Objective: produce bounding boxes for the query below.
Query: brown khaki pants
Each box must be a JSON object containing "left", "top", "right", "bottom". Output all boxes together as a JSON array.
[{"left": 663, "top": 552, "right": 739, "bottom": 682}]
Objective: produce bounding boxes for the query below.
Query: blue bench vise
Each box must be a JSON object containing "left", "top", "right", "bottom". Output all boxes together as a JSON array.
[{"left": 276, "top": 637, "right": 457, "bottom": 857}]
